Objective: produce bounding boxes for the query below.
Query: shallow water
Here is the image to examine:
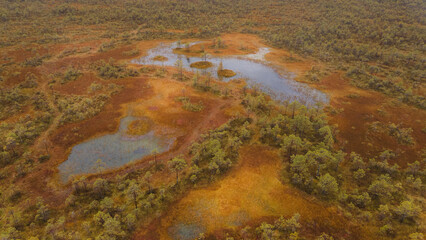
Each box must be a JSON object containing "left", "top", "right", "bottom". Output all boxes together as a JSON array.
[
  {"left": 58, "top": 116, "right": 174, "bottom": 182},
  {"left": 167, "top": 223, "right": 206, "bottom": 240},
  {"left": 59, "top": 42, "right": 327, "bottom": 182},
  {"left": 132, "top": 42, "right": 328, "bottom": 105}
]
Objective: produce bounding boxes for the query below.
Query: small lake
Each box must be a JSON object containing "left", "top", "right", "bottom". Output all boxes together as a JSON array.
[
  {"left": 58, "top": 115, "right": 174, "bottom": 182},
  {"left": 59, "top": 42, "right": 328, "bottom": 182},
  {"left": 131, "top": 42, "right": 328, "bottom": 106}
]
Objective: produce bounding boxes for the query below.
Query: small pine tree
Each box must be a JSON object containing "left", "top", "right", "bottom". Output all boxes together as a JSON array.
[{"left": 168, "top": 157, "right": 187, "bottom": 184}]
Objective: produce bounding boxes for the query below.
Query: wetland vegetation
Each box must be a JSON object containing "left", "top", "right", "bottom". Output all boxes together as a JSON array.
[{"left": 0, "top": 0, "right": 424, "bottom": 240}]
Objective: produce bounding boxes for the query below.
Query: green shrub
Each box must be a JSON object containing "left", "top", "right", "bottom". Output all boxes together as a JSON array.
[
  {"left": 93, "top": 60, "right": 139, "bottom": 80},
  {"left": 60, "top": 68, "right": 82, "bottom": 84}
]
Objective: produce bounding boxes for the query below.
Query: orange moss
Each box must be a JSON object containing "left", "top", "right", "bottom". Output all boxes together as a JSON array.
[
  {"left": 126, "top": 118, "right": 152, "bottom": 136},
  {"left": 152, "top": 55, "right": 168, "bottom": 61},
  {"left": 141, "top": 145, "right": 373, "bottom": 240},
  {"left": 314, "top": 73, "right": 426, "bottom": 166},
  {"left": 217, "top": 69, "right": 236, "bottom": 78}
]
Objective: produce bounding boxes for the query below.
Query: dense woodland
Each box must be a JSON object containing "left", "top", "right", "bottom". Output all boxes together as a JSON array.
[{"left": 0, "top": 0, "right": 425, "bottom": 239}]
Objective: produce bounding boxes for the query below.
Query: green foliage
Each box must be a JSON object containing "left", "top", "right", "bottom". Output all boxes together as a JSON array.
[
  {"left": 182, "top": 99, "right": 204, "bottom": 112},
  {"left": 93, "top": 178, "right": 109, "bottom": 199},
  {"left": 353, "top": 169, "right": 366, "bottom": 182},
  {"left": 377, "top": 204, "right": 391, "bottom": 221},
  {"left": 89, "top": 82, "right": 103, "bottom": 92},
  {"left": 243, "top": 92, "right": 424, "bottom": 237},
  {"left": 346, "top": 66, "right": 425, "bottom": 109},
  {"left": 368, "top": 174, "right": 396, "bottom": 201},
  {"left": 379, "top": 224, "right": 395, "bottom": 237},
  {"left": 61, "top": 67, "right": 82, "bottom": 84},
  {"left": 19, "top": 73, "right": 39, "bottom": 88},
  {"left": 22, "top": 55, "right": 48, "bottom": 67},
  {"left": 387, "top": 123, "right": 415, "bottom": 145},
  {"left": 167, "top": 157, "right": 187, "bottom": 184},
  {"left": 409, "top": 233, "right": 424, "bottom": 240},
  {"left": 243, "top": 93, "right": 272, "bottom": 116},
  {"left": 98, "top": 41, "right": 116, "bottom": 52},
  {"left": 349, "top": 152, "right": 366, "bottom": 171},
  {"left": 394, "top": 200, "right": 421, "bottom": 223},
  {"left": 0, "top": 87, "right": 30, "bottom": 120},
  {"left": 289, "top": 148, "right": 342, "bottom": 194},
  {"left": 44, "top": 217, "right": 65, "bottom": 239},
  {"left": 126, "top": 180, "right": 141, "bottom": 209},
  {"left": 56, "top": 94, "right": 108, "bottom": 125},
  {"left": 0, "top": 112, "right": 52, "bottom": 166},
  {"left": 281, "top": 134, "right": 306, "bottom": 159},
  {"left": 274, "top": 213, "right": 301, "bottom": 234},
  {"left": 255, "top": 213, "right": 302, "bottom": 240},
  {"left": 35, "top": 198, "right": 50, "bottom": 223},
  {"left": 258, "top": 0, "right": 425, "bottom": 108},
  {"left": 188, "top": 118, "right": 251, "bottom": 184},
  {"left": 316, "top": 233, "right": 334, "bottom": 240},
  {"left": 93, "top": 59, "right": 139, "bottom": 80},
  {"left": 318, "top": 173, "right": 339, "bottom": 199}
]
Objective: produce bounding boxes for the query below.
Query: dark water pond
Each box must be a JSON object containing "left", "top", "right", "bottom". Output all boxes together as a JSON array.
[
  {"left": 132, "top": 42, "right": 328, "bottom": 106},
  {"left": 58, "top": 116, "right": 174, "bottom": 182}
]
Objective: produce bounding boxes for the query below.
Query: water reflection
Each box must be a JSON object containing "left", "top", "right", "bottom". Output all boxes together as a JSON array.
[
  {"left": 132, "top": 42, "right": 328, "bottom": 106},
  {"left": 59, "top": 115, "right": 174, "bottom": 182}
]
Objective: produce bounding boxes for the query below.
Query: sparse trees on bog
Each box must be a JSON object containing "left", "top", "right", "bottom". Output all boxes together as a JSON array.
[
  {"left": 395, "top": 201, "right": 421, "bottom": 223},
  {"left": 317, "top": 173, "right": 338, "bottom": 199},
  {"left": 175, "top": 59, "right": 183, "bottom": 81},
  {"left": 126, "top": 180, "right": 141, "bottom": 209},
  {"left": 144, "top": 171, "right": 153, "bottom": 192},
  {"left": 93, "top": 178, "right": 109, "bottom": 199},
  {"left": 168, "top": 157, "right": 187, "bottom": 185}
]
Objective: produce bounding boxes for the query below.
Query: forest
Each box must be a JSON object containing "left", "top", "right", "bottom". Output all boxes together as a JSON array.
[{"left": 0, "top": 0, "right": 424, "bottom": 239}]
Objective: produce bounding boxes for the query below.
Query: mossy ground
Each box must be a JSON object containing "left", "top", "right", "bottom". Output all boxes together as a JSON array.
[
  {"left": 190, "top": 61, "right": 213, "bottom": 69},
  {"left": 126, "top": 118, "right": 152, "bottom": 135},
  {"left": 217, "top": 69, "right": 236, "bottom": 78},
  {"left": 153, "top": 55, "right": 168, "bottom": 61}
]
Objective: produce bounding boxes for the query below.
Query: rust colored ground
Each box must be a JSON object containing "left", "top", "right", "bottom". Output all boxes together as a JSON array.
[
  {"left": 9, "top": 38, "right": 240, "bottom": 208},
  {"left": 264, "top": 38, "right": 425, "bottom": 166},
  {"left": 137, "top": 145, "right": 373, "bottom": 240},
  {"left": 4, "top": 32, "right": 424, "bottom": 238},
  {"left": 311, "top": 73, "right": 425, "bottom": 166}
]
